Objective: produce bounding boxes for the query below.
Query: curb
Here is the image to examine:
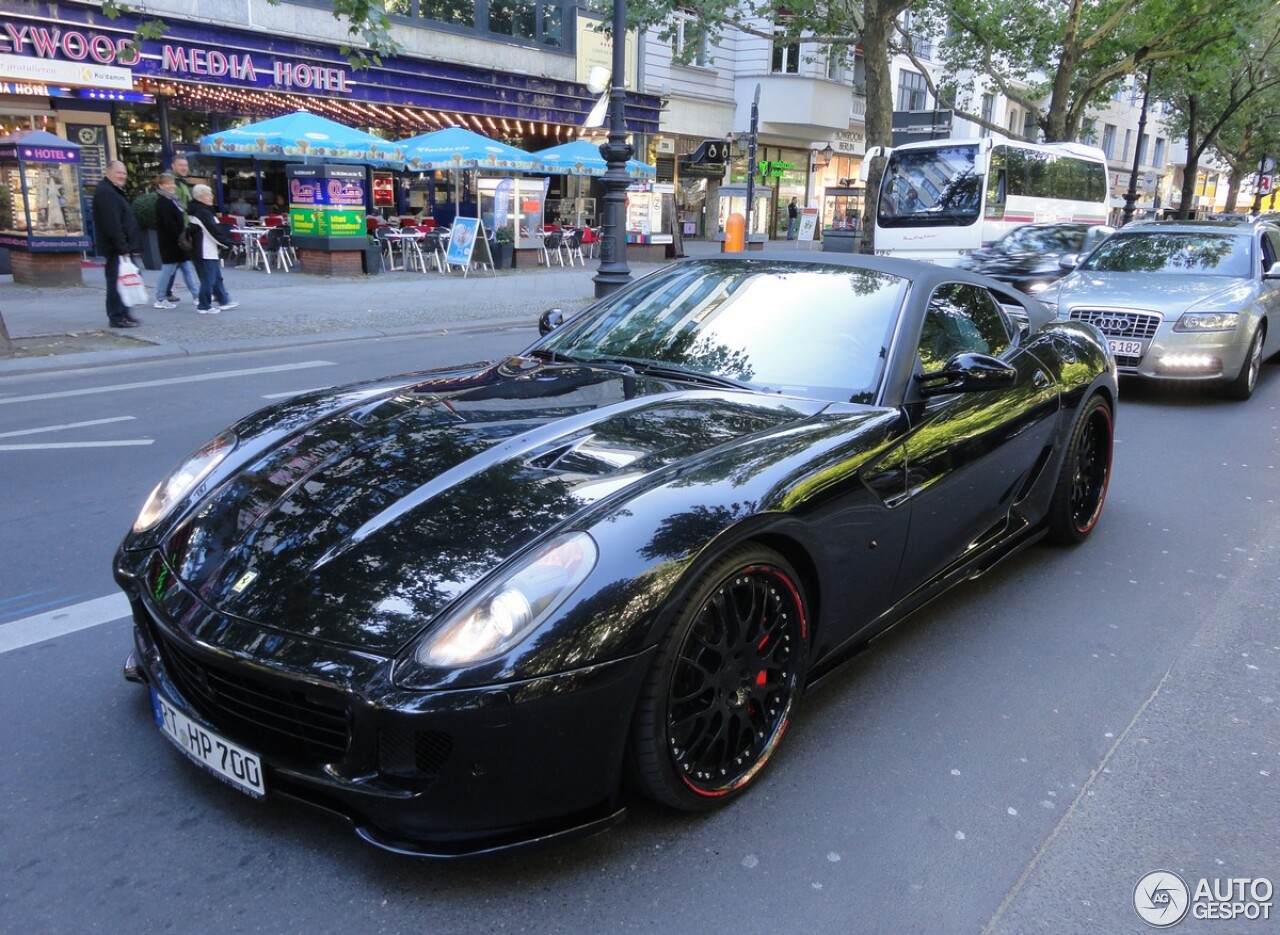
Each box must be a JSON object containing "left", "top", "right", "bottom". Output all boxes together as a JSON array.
[{"left": 0, "top": 314, "right": 542, "bottom": 377}]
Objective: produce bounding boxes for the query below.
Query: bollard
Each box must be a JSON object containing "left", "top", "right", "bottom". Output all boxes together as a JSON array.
[{"left": 723, "top": 212, "right": 745, "bottom": 252}]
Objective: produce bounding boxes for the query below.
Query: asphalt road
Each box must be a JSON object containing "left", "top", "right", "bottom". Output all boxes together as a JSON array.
[{"left": 1, "top": 333, "right": 1277, "bottom": 935}]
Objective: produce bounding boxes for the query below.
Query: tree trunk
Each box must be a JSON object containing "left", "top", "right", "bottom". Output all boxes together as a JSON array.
[
  {"left": 1177, "top": 97, "right": 1201, "bottom": 219},
  {"left": 858, "top": 0, "right": 913, "bottom": 253}
]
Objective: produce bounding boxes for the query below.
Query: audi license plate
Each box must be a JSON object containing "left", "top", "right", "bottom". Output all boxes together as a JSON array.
[
  {"left": 151, "top": 689, "right": 265, "bottom": 798},
  {"left": 1108, "top": 338, "right": 1144, "bottom": 358}
]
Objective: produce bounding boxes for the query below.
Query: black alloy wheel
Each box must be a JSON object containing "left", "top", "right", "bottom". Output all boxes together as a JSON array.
[
  {"left": 629, "top": 544, "right": 809, "bottom": 811},
  {"left": 1047, "top": 393, "right": 1113, "bottom": 545}
]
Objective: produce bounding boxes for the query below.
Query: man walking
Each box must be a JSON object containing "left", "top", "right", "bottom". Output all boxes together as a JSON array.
[
  {"left": 170, "top": 154, "right": 194, "bottom": 210},
  {"left": 786, "top": 197, "right": 799, "bottom": 240},
  {"left": 91, "top": 159, "right": 142, "bottom": 328},
  {"left": 153, "top": 172, "right": 200, "bottom": 308}
]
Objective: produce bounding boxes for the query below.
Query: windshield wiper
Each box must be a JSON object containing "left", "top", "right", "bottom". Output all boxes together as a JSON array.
[
  {"left": 525, "top": 347, "right": 578, "bottom": 364},
  {"left": 630, "top": 362, "right": 756, "bottom": 391}
]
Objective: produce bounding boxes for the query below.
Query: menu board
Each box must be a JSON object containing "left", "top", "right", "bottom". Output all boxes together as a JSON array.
[{"left": 286, "top": 164, "right": 366, "bottom": 242}]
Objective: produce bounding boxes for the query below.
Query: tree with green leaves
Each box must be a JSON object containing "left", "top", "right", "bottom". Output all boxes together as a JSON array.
[
  {"left": 912, "top": 0, "right": 1250, "bottom": 143},
  {"left": 1154, "top": 14, "right": 1280, "bottom": 218}
]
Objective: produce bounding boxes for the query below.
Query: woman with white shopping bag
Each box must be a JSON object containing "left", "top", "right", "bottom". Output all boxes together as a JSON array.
[{"left": 90, "top": 160, "right": 144, "bottom": 328}]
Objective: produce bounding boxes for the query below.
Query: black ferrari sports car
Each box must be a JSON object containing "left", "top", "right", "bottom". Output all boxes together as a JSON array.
[{"left": 116, "top": 253, "right": 1117, "bottom": 857}]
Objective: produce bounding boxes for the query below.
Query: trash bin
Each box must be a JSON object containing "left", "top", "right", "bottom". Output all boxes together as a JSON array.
[{"left": 362, "top": 241, "right": 383, "bottom": 275}]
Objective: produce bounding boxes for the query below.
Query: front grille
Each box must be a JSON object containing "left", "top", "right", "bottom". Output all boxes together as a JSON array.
[
  {"left": 1070, "top": 307, "right": 1163, "bottom": 367},
  {"left": 1070, "top": 307, "right": 1163, "bottom": 339},
  {"left": 156, "top": 632, "right": 351, "bottom": 766}
]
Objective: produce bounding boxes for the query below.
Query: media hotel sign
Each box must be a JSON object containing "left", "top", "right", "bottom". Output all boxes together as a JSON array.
[{"left": 0, "top": 8, "right": 354, "bottom": 97}]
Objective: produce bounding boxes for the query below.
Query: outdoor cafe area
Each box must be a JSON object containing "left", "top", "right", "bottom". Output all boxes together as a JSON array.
[{"left": 195, "top": 112, "right": 663, "bottom": 278}]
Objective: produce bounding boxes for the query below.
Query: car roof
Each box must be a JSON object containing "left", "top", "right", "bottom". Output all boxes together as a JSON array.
[{"left": 1115, "top": 219, "right": 1274, "bottom": 235}]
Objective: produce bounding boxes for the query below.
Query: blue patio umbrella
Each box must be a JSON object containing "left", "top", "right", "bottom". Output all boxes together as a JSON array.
[
  {"left": 531, "top": 138, "right": 656, "bottom": 177},
  {"left": 200, "top": 111, "right": 401, "bottom": 165},
  {"left": 397, "top": 127, "right": 540, "bottom": 172}
]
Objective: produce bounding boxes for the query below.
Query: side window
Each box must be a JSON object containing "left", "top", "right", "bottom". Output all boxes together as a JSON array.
[
  {"left": 918, "top": 283, "right": 1012, "bottom": 373},
  {"left": 1262, "top": 230, "right": 1280, "bottom": 273}
]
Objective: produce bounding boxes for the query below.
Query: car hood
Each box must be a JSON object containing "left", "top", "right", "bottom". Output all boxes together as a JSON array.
[
  {"left": 966, "top": 250, "right": 1061, "bottom": 278},
  {"left": 160, "top": 361, "right": 835, "bottom": 655},
  {"left": 1048, "top": 271, "right": 1253, "bottom": 315}
]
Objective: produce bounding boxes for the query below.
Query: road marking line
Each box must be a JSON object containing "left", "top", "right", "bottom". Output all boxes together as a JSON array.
[
  {"left": 0, "top": 440, "right": 154, "bottom": 450},
  {"left": 0, "top": 593, "right": 131, "bottom": 653},
  {"left": 0, "top": 416, "right": 137, "bottom": 438},
  {"left": 0, "top": 360, "right": 336, "bottom": 405}
]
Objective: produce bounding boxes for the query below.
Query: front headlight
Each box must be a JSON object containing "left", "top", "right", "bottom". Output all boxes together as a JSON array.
[
  {"left": 1174, "top": 312, "right": 1239, "bottom": 332},
  {"left": 133, "top": 430, "right": 237, "bottom": 532},
  {"left": 412, "top": 531, "right": 598, "bottom": 669}
]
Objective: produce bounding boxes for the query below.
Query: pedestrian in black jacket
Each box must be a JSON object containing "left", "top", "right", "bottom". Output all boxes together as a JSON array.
[
  {"left": 153, "top": 172, "right": 200, "bottom": 307},
  {"left": 91, "top": 159, "right": 142, "bottom": 327}
]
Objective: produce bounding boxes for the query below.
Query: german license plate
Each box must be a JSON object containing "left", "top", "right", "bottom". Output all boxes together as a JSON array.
[
  {"left": 151, "top": 688, "right": 265, "bottom": 798},
  {"left": 1108, "top": 338, "right": 1144, "bottom": 357}
]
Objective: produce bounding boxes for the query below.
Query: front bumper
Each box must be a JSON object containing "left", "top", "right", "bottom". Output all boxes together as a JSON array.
[{"left": 117, "top": 549, "right": 652, "bottom": 857}]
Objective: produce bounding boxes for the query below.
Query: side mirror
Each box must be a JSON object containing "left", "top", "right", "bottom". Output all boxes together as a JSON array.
[
  {"left": 1058, "top": 253, "right": 1080, "bottom": 270},
  {"left": 538, "top": 307, "right": 564, "bottom": 335},
  {"left": 1264, "top": 261, "right": 1280, "bottom": 280},
  {"left": 916, "top": 352, "right": 1017, "bottom": 397}
]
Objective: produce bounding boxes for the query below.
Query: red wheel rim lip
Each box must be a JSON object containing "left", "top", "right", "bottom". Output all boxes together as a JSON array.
[{"left": 669, "top": 563, "right": 807, "bottom": 797}]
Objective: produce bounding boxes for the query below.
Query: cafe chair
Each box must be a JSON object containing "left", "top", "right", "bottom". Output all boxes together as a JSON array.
[
  {"left": 264, "top": 226, "right": 293, "bottom": 272},
  {"left": 580, "top": 226, "right": 600, "bottom": 259},
  {"left": 560, "top": 229, "right": 585, "bottom": 267},
  {"left": 539, "top": 229, "right": 565, "bottom": 267},
  {"left": 373, "top": 226, "right": 398, "bottom": 271}
]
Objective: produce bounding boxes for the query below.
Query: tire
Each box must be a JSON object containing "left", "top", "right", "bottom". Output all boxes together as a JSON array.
[
  {"left": 1047, "top": 393, "right": 1113, "bottom": 545},
  {"left": 629, "top": 544, "right": 809, "bottom": 811},
  {"left": 1223, "top": 325, "right": 1265, "bottom": 401}
]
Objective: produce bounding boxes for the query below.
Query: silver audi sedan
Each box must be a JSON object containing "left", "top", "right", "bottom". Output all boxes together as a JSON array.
[{"left": 1039, "top": 220, "right": 1280, "bottom": 399}]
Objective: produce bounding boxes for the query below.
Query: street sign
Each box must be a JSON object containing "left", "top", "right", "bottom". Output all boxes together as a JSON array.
[{"left": 1259, "top": 175, "right": 1273, "bottom": 195}]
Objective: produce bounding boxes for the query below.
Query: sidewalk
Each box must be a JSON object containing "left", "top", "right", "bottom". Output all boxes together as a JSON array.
[{"left": 0, "top": 238, "right": 825, "bottom": 375}]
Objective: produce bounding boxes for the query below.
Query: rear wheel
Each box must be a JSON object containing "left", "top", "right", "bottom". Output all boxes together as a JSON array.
[
  {"left": 1223, "top": 325, "right": 1265, "bottom": 401},
  {"left": 629, "top": 544, "right": 808, "bottom": 811},
  {"left": 1047, "top": 393, "right": 1113, "bottom": 545}
]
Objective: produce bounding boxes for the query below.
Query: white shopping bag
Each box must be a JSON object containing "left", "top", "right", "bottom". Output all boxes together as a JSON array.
[{"left": 117, "top": 257, "right": 149, "bottom": 307}]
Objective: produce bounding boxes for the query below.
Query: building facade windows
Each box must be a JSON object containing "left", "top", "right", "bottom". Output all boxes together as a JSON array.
[
  {"left": 673, "top": 11, "right": 710, "bottom": 66},
  {"left": 979, "top": 92, "right": 994, "bottom": 138},
  {"left": 1122, "top": 129, "right": 1132, "bottom": 161},
  {"left": 898, "top": 70, "right": 929, "bottom": 112},
  {"left": 1153, "top": 137, "right": 1166, "bottom": 168},
  {"left": 1102, "top": 124, "right": 1116, "bottom": 159},
  {"left": 384, "top": 0, "right": 569, "bottom": 48},
  {"left": 772, "top": 35, "right": 800, "bottom": 74}
]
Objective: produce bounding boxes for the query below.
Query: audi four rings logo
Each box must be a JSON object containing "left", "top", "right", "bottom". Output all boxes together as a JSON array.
[{"left": 1094, "top": 316, "right": 1134, "bottom": 333}]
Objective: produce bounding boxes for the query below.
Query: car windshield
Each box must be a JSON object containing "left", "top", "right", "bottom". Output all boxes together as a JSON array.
[
  {"left": 537, "top": 260, "right": 908, "bottom": 403},
  {"left": 1079, "top": 231, "right": 1251, "bottom": 277}
]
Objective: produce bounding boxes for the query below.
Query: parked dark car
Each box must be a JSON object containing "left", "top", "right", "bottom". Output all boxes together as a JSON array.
[
  {"left": 116, "top": 254, "right": 1118, "bottom": 857},
  {"left": 961, "top": 221, "right": 1114, "bottom": 293}
]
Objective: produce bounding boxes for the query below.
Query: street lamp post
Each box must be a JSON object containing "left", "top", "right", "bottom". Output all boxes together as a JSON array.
[{"left": 592, "top": 0, "right": 634, "bottom": 298}]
